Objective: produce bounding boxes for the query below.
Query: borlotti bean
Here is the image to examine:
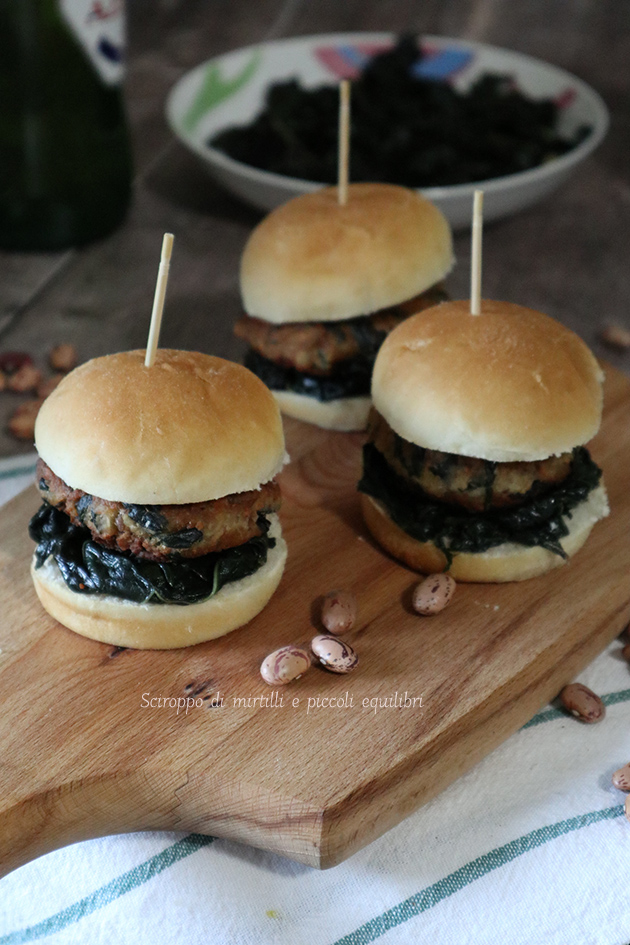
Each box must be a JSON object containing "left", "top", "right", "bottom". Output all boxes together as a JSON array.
[
  {"left": 412, "top": 573, "right": 456, "bottom": 616},
  {"left": 612, "top": 763, "right": 630, "bottom": 792},
  {"left": 559, "top": 683, "right": 606, "bottom": 723},
  {"left": 311, "top": 634, "right": 358, "bottom": 674},
  {"left": 260, "top": 645, "right": 311, "bottom": 685},
  {"left": 49, "top": 342, "right": 78, "bottom": 373},
  {"left": 321, "top": 589, "right": 357, "bottom": 635},
  {"left": 599, "top": 323, "right": 630, "bottom": 350}
]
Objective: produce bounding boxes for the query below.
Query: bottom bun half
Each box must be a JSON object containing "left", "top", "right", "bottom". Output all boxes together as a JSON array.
[
  {"left": 361, "top": 485, "right": 609, "bottom": 583},
  {"left": 31, "top": 515, "right": 287, "bottom": 648},
  {"left": 273, "top": 391, "right": 371, "bottom": 432}
]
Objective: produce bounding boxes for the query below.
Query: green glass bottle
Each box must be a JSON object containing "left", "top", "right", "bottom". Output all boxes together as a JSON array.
[{"left": 0, "top": 0, "right": 132, "bottom": 251}]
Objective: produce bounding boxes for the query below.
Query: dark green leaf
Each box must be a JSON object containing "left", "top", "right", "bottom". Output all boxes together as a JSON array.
[
  {"left": 358, "top": 443, "right": 602, "bottom": 565},
  {"left": 244, "top": 349, "right": 372, "bottom": 401},
  {"left": 209, "top": 36, "right": 590, "bottom": 187},
  {"left": 30, "top": 505, "right": 275, "bottom": 605}
]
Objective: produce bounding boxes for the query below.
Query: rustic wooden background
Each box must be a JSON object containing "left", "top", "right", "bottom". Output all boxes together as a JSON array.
[{"left": 0, "top": 0, "right": 628, "bottom": 456}]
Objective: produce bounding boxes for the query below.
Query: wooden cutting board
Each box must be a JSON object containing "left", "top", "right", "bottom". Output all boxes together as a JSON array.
[{"left": 1, "top": 367, "right": 630, "bottom": 877}]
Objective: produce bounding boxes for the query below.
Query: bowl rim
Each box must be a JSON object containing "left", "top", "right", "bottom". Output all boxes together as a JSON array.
[{"left": 165, "top": 31, "right": 610, "bottom": 202}]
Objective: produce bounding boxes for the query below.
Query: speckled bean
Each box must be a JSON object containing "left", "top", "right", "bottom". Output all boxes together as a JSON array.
[
  {"left": 49, "top": 343, "right": 78, "bottom": 373},
  {"left": 311, "top": 634, "right": 358, "bottom": 674},
  {"left": 0, "top": 351, "right": 32, "bottom": 374},
  {"left": 7, "top": 363, "right": 42, "bottom": 393},
  {"left": 559, "top": 683, "right": 605, "bottom": 723},
  {"left": 7, "top": 399, "right": 43, "bottom": 440},
  {"left": 612, "top": 763, "right": 630, "bottom": 792},
  {"left": 321, "top": 589, "right": 357, "bottom": 635},
  {"left": 260, "top": 645, "right": 311, "bottom": 685},
  {"left": 412, "top": 573, "right": 456, "bottom": 615},
  {"left": 600, "top": 323, "right": 630, "bottom": 350}
]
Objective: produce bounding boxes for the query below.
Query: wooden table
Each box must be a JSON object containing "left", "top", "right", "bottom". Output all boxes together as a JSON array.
[{"left": 0, "top": 0, "right": 628, "bottom": 457}]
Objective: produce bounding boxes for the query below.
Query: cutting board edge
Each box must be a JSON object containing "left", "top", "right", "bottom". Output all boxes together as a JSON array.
[{"left": 314, "top": 600, "right": 630, "bottom": 868}]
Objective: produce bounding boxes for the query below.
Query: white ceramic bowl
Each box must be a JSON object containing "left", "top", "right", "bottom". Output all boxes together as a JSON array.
[{"left": 166, "top": 33, "right": 609, "bottom": 229}]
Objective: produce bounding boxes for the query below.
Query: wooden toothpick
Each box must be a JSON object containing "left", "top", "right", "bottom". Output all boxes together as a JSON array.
[
  {"left": 337, "top": 80, "right": 351, "bottom": 206},
  {"left": 470, "top": 190, "right": 483, "bottom": 316},
  {"left": 145, "top": 233, "right": 174, "bottom": 368}
]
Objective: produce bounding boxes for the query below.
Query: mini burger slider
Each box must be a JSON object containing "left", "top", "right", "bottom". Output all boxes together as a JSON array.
[
  {"left": 29, "top": 350, "right": 288, "bottom": 647},
  {"left": 235, "top": 183, "right": 454, "bottom": 432},
  {"left": 359, "top": 300, "right": 609, "bottom": 582}
]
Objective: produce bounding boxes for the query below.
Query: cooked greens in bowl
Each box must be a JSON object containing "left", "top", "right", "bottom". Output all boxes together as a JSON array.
[{"left": 166, "top": 33, "right": 609, "bottom": 227}]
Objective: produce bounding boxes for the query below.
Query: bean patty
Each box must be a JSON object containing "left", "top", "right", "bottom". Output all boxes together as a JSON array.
[
  {"left": 234, "top": 284, "right": 447, "bottom": 375},
  {"left": 367, "top": 410, "right": 572, "bottom": 512},
  {"left": 36, "top": 459, "right": 281, "bottom": 560}
]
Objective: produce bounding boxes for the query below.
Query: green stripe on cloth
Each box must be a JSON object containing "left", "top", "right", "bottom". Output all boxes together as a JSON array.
[
  {"left": 523, "top": 687, "right": 630, "bottom": 728},
  {"left": 2, "top": 687, "right": 628, "bottom": 944},
  {"left": 0, "top": 834, "right": 214, "bottom": 944},
  {"left": 330, "top": 805, "right": 624, "bottom": 945},
  {"left": 2, "top": 806, "right": 624, "bottom": 945},
  {"left": 603, "top": 687, "right": 630, "bottom": 707},
  {"left": 0, "top": 464, "right": 36, "bottom": 482}
]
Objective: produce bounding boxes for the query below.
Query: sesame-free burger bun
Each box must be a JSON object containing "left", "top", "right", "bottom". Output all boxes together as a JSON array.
[
  {"left": 361, "top": 487, "right": 609, "bottom": 583},
  {"left": 35, "top": 349, "right": 287, "bottom": 504},
  {"left": 240, "top": 184, "right": 454, "bottom": 324},
  {"left": 31, "top": 515, "right": 287, "bottom": 648},
  {"left": 373, "top": 300, "right": 604, "bottom": 462},
  {"left": 272, "top": 390, "right": 371, "bottom": 432}
]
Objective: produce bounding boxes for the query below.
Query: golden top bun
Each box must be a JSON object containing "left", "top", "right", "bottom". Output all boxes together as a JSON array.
[
  {"left": 372, "top": 299, "right": 604, "bottom": 462},
  {"left": 35, "top": 350, "right": 287, "bottom": 504},
  {"left": 240, "top": 183, "right": 454, "bottom": 324}
]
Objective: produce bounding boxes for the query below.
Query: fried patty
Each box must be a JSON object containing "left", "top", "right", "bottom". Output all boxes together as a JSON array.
[
  {"left": 367, "top": 411, "right": 572, "bottom": 512},
  {"left": 234, "top": 284, "right": 448, "bottom": 375},
  {"left": 36, "top": 459, "right": 282, "bottom": 560}
]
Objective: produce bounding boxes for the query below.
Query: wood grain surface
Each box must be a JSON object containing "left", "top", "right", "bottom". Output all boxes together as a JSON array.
[{"left": 1, "top": 367, "right": 629, "bottom": 875}]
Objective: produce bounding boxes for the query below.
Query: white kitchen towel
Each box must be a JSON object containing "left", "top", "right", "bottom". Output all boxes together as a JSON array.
[
  {"left": 1, "top": 455, "right": 629, "bottom": 945},
  {"left": 0, "top": 454, "right": 37, "bottom": 506}
]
